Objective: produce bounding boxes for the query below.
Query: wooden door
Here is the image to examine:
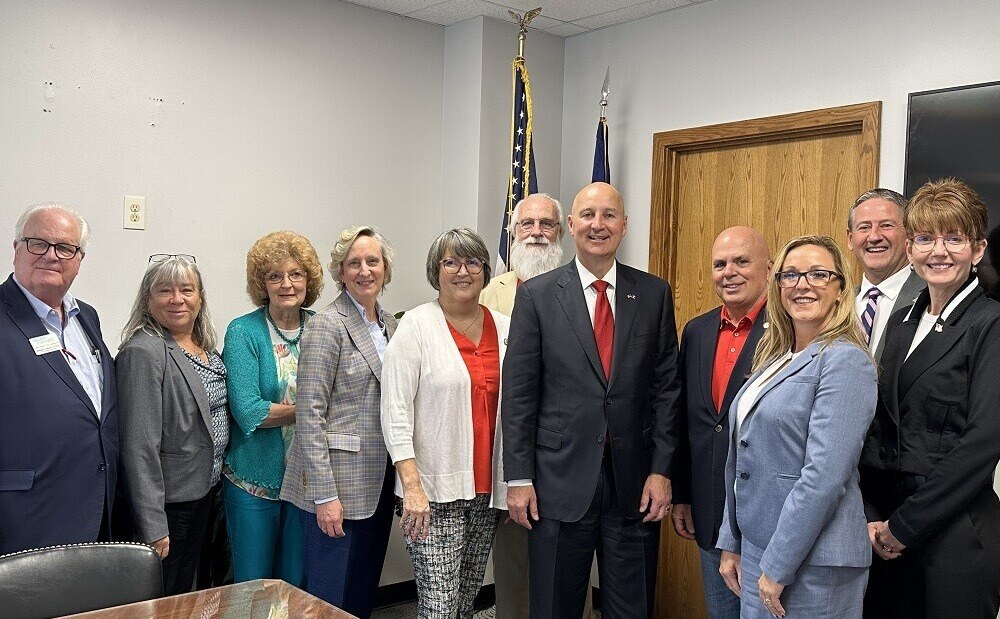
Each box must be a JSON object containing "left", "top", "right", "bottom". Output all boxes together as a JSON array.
[{"left": 649, "top": 102, "right": 881, "bottom": 618}]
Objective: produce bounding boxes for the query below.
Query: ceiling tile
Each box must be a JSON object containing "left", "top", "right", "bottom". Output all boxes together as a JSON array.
[
  {"left": 343, "top": 0, "right": 446, "bottom": 18},
  {"left": 572, "top": 0, "right": 694, "bottom": 30},
  {"left": 542, "top": 23, "right": 590, "bottom": 37},
  {"left": 406, "top": 0, "right": 486, "bottom": 25}
]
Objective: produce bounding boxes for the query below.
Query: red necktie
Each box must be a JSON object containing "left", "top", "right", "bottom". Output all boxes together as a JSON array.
[{"left": 592, "top": 280, "right": 614, "bottom": 379}]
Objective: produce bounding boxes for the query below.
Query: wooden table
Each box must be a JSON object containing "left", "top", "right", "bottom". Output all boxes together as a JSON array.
[{"left": 64, "top": 579, "right": 358, "bottom": 618}]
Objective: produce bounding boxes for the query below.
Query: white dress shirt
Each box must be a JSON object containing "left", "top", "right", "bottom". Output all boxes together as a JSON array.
[
  {"left": 855, "top": 266, "right": 913, "bottom": 353},
  {"left": 575, "top": 256, "right": 618, "bottom": 322}
]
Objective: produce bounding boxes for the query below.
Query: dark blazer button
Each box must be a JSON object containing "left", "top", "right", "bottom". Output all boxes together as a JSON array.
[
  {"left": 889, "top": 448, "right": 898, "bottom": 461},
  {"left": 739, "top": 440, "right": 748, "bottom": 447},
  {"left": 597, "top": 434, "right": 604, "bottom": 443},
  {"left": 98, "top": 463, "right": 106, "bottom": 471},
  {"left": 879, "top": 447, "right": 887, "bottom": 458},
  {"left": 606, "top": 397, "right": 613, "bottom": 405},
  {"left": 714, "top": 424, "right": 723, "bottom": 433},
  {"left": 740, "top": 472, "right": 750, "bottom": 480}
]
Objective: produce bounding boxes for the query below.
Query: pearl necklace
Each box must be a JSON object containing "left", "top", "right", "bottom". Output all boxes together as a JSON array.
[{"left": 266, "top": 307, "right": 303, "bottom": 346}]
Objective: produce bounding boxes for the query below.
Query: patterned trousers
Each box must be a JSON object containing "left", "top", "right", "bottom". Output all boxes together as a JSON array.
[{"left": 405, "top": 494, "right": 500, "bottom": 619}]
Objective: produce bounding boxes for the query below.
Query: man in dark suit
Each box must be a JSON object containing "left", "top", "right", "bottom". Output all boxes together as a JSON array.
[
  {"left": 0, "top": 203, "right": 118, "bottom": 555},
  {"left": 503, "top": 182, "right": 681, "bottom": 619},
  {"left": 670, "top": 226, "right": 771, "bottom": 619},
  {"left": 846, "top": 188, "right": 925, "bottom": 362}
]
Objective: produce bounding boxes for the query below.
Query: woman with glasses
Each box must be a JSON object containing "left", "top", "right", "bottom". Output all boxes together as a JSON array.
[
  {"left": 860, "top": 179, "right": 1000, "bottom": 619},
  {"left": 118, "top": 254, "right": 229, "bottom": 595},
  {"left": 717, "top": 236, "right": 877, "bottom": 618},
  {"left": 381, "top": 228, "right": 509, "bottom": 618},
  {"left": 280, "top": 226, "right": 398, "bottom": 618},
  {"left": 220, "top": 231, "right": 323, "bottom": 586}
]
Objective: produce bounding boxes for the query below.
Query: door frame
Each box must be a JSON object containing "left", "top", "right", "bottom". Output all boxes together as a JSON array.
[{"left": 648, "top": 102, "right": 881, "bottom": 281}]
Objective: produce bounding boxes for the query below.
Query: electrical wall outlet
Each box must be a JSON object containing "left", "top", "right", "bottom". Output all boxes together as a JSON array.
[{"left": 124, "top": 196, "right": 145, "bottom": 230}]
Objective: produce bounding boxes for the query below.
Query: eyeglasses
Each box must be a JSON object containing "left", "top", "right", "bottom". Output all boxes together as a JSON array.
[
  {"left": 19, "top": 237, "right": 83, "bottom": 260},
  {"left": 910, "top": 234, "right": 970, "bottom": 252},
  {"left": 265, "top": 270, "right": 306, "bottom": 284},
  {"left": 440, "top": 258, "right": 484, "bottom": 274},
  {"left": 517, "top": 218, "right": 558, "bottom": 232},
  {"left": 775, "top": 269, "right": 841, "bottom": 288},
  {"left": 149, "top": 253, "right": 196, "bottom": 264}
]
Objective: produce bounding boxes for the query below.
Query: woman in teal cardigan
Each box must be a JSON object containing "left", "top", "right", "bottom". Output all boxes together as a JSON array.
[{"left": 222, "top": 231, "right": 323, "bottom": 585}]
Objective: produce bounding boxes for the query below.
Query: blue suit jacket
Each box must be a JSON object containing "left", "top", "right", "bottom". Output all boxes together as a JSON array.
[
  {"left": 502, "top": 259, "right": 681, "bottom": 521},
  {"left": 671, "top": 305, "right": 766, "bottom": 550},
  {"left": 717, "top": 339, "right": 875, "bottom": 585},
  {"left": 0, "top": 274, "right": 118, "bottom": 555}
]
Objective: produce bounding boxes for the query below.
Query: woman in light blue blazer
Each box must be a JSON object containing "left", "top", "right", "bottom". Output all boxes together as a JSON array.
[{"left": 717, "top": 236, "right": 877, "bottom": 618}]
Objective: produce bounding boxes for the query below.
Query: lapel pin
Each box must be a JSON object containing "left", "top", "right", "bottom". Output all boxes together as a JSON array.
[
  {"left": 934, "top": 323, "right": 943, "bottom": 333},
  {"left": 504, "top": 338, "right": 508, "bottom": 345},
  {"left": 627, "top": 294, "right": 636, "bottom": 299},
  {"left": 763, "top": 322, "right": 769, "bottom": 329}
]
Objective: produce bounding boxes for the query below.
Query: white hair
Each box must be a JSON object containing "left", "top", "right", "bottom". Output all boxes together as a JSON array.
[
  {"left": 14, "top": 202, "right": 92, "bottom": 251},
  {"left": 507, "top": 194, "right": 564, "bottom": 238}
]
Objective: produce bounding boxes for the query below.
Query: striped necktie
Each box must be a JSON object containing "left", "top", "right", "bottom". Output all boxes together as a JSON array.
[{"left": 861, "top": 286, "right": 881, "bottom": 343}]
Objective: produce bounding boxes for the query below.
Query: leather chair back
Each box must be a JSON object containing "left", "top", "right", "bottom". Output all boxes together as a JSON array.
[{"left": 0, "top": 542, "right": 162, "bottom": 619}]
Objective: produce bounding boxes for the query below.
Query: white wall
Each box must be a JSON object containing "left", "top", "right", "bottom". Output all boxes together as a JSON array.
[
  {"left": 0, "top": 0, "right": 445, "bottom": 343},
  {"left": 560, "top": 0, "right": 1000, "bottom": 269}
]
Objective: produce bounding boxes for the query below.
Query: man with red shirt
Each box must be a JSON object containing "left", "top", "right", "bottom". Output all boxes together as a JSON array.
[{"left": 670, "top": 226, "right": 771, "bottom": 619}]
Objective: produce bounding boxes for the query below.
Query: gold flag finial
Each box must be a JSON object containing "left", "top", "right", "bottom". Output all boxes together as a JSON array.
[{"left": 508, "top": 8, "right": 542, "bottom": 59}]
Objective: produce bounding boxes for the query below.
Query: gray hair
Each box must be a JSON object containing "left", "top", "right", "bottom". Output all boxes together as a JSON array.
[
  {"left": 507, "top": 193, "right": 564, "bottom": 238},
  {"left": 14, "top": 202, "right": 92, "bottom": 252},
  {"left": 425, "top": 227, "right": 492, "bottom": 291},
  {"left": 848, "top": 188, "right": 907, "bottom": 230},
  {"left": 328, "top": 226, "right": 395, "bottom": 291},
  {"left": 120, "top": 257, "right": 218, "bottom": 350}
]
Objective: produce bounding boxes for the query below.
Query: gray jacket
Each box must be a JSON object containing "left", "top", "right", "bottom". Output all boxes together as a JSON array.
[{"left": 117, "top": 329, "right": 216, "bottom": 542}]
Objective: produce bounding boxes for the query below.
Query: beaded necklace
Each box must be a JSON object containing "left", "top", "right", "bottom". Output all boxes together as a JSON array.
[{"left": 266, "top": 307, "right": 303, "bottom": 346}]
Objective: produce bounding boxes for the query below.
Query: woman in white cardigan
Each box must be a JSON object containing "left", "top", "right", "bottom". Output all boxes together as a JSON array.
[{"left": 381, "top": 228, "right": 510, "bottom": 619}]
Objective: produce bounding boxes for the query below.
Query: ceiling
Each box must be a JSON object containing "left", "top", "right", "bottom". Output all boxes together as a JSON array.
[{"left": 338, "top": 0, "right": 715, "bottom": 37}]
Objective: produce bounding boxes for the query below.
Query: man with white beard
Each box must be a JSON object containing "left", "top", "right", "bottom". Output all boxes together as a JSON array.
[
  {"left": 480, "top": 193, "right": 564, "bottom": 316},
  {"left": 482, "top": 192, "right": 595, "bottom": 618}
]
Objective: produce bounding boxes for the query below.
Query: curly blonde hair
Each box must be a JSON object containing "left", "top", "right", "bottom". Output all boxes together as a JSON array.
[{"left": 245, "top": 231, "right": 324, "bottom": 307}]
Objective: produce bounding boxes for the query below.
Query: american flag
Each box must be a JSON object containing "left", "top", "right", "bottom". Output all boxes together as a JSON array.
[{"left": 498, "top": 57, "right": 538, "bottom": 274}]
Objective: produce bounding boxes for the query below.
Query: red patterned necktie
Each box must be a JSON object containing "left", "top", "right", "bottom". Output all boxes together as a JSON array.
[{"left": 592, "top": 280, "right": 614, "bottom": 379}]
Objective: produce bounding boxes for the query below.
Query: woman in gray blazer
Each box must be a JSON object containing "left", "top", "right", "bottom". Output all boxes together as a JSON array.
[
  {"left": 717, "top": 236, "right": 877, "bottom": 618},
  {"left": 118, "top": 255, "right": 229, "bottom": 596},
  {"left": 279, "top": 226, "right": 398, "bottom": 619}
]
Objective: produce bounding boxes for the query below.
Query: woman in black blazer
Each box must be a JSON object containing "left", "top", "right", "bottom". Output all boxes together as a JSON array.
[{"left": 859, "top": 178, "right": 1000, "bottom": 619}]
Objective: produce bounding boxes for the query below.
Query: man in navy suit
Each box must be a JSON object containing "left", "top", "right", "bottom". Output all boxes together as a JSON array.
[
  {"left": 503, "top": 182, "right": 681, "bottom": 618},
  {"left": 0, "top": 203, "right": 118, "bottom": 555},
  {"left": 670, "top": 227, "right": 771, "bottom": 619}
]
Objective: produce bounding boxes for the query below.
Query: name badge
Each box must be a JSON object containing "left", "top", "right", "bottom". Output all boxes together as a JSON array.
[{"left": 29, "top": 333, "right": 62, "bottom": 356}]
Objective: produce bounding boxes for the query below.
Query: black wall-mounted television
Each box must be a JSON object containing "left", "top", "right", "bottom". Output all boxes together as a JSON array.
[{"left": 904, "top": 81, "right": 1000, "bottom": 228}]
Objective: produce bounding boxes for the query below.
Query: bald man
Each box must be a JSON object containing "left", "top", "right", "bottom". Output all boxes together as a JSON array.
[
  {"left": 670, "top": 227, "right": 772, "bottom": 618},
  {"left": 502, "top": 183, "right": 681, "bottom": 618}
]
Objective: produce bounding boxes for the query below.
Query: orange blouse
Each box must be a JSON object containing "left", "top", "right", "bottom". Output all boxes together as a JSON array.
[{"left": 447, "top": 307, "right": 500, "bottom": 494}]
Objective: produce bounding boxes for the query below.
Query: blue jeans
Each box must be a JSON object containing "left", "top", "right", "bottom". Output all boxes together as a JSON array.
[
  {"left": 222, "top": 478, "right": 304, "bottom": 586},
  {"left": 699, "top": 546, "right": 741, "bottom": 619}
]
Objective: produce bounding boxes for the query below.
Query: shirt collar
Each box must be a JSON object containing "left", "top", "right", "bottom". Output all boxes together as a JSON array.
[
  {"left": 345, "top": 290, "right": 383, "bottom": 327},
  {"left": 575, "top": 256, "right": 617, "bottom": 291},
  {"left": 12, "top": 275, "right": 79, "bottom": 323},
  {"left": 720, "top": 295, "right": 766, "bottom": 328},
  {"left": 860, "top": 265, "right": 911, "bottom": 302}
]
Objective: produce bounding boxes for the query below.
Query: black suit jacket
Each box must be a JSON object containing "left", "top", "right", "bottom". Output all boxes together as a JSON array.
[
  {"left": 502, "top": 259, "right": 681, "bottom": 522},
  {"left": 0, "top": 274, "right": 119, "bottom": 555},
  {"left": 860, "top": 283, "right": 1000, "bottom": 549},
  {"left": 671, "top": 304, "right": 766, "bottom": 550}
]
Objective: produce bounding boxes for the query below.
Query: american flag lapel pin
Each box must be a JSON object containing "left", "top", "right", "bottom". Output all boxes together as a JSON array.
[
  {"left": 934, "top": 323, "right": 943, "bottom": 333},
  {"left": 627, "top": 294, "right": 636, "bottom": 299}
]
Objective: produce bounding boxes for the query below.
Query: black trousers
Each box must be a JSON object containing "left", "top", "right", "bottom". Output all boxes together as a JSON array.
[
  {"left": 528, "top": 451, "right": 659, "bottom": 619},
  {"left": 162, "top": 483, "right": 218, "bottom": 596},
  {"left": 863, "top": 475, "right": 1000, "bottom": 619}
]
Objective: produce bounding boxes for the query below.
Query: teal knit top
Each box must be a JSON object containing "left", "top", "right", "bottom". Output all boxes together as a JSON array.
[{"left": 222, "top": 306, "right": 313, "bottom": 492}]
